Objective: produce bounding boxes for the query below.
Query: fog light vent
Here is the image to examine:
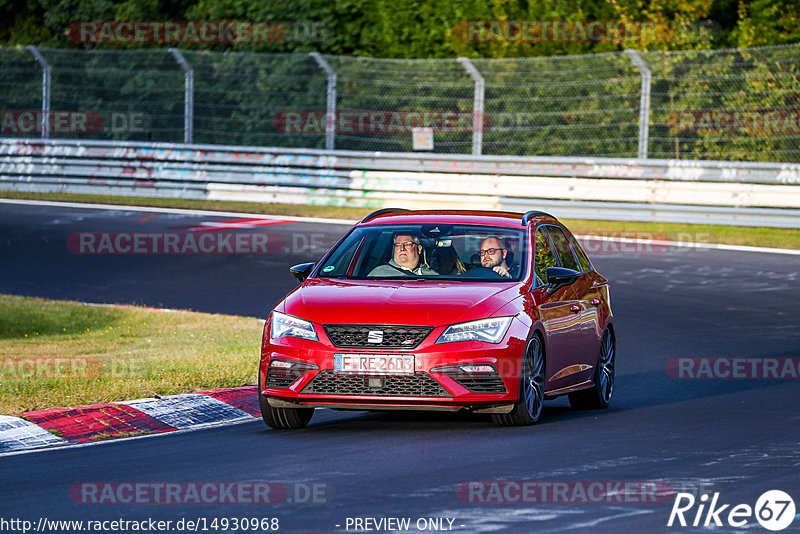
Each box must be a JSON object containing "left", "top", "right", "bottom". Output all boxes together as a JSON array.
[
  {"left": 431, "top": 364, "right": 507, "bottom": 394},
  {"left": 266, "top": 358, "right": 317, "bottom": 388}
]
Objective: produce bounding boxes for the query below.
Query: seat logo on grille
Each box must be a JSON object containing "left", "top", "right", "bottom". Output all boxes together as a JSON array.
[{"left": 367, "top": 330, "right": 384, "bottom": 344}]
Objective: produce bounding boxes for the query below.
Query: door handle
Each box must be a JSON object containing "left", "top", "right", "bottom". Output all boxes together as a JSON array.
[
  {"left": 591, "top": 298, "right": 601, "bottom": 306},
  {"left": 570, "top": 305, "right": 581, "bottom": 313}
]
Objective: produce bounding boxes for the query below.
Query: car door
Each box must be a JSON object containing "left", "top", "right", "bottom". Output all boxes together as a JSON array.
[
  {"left": 564, "top": 228, "right": 606, "bottom": 364},
  {"left": 532, "top": 225, "right": 583, "bottom": 393},
  {"left": 543, "top": 225, "right": 596, "bottom": 389}
]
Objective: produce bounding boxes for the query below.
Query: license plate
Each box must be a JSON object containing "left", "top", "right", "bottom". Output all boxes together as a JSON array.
[{"left": 334, "top": 354, "right": 414, "bottom": 375}]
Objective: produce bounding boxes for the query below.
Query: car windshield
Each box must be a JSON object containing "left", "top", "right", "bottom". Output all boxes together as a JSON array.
[{"left": 316, "top": 224, "right": 527, "bottom": 282}]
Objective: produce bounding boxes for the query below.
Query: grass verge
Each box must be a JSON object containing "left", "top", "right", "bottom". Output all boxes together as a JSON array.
[
  {"left": 0, "top": 294, "right": 263, "bottom": 414},
  {"left": 2, "top": 191, "right": 799, "bottom": 250}
]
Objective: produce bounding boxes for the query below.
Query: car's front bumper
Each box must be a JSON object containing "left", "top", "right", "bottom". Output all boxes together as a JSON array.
[
  {"left": 259, "top": 318, "right": 529, "bottom": 412},
  {"left": 266, "top": 396, "right": 515, "bottom": 414}
]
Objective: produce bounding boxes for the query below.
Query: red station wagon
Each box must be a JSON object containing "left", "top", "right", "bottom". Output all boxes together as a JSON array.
[{"left": 259, "top": 209, "right": 615, "bottom": 429}]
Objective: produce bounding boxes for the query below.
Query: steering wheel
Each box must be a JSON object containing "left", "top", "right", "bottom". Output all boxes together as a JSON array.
[{"left": 464, "top": 266, "right": 506, "bottom": 278}]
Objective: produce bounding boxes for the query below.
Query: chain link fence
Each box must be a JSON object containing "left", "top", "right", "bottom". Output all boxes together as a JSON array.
[
  {"left": 45, "top": 49, "right": 185, "bottom": 142},
  {"left": 324, "top": 56, "right": 476, "bottom": 153},
  {"left": 0, "top": 48, "right": 42, "bottom": 114},
  {"left": 1, "top": 44, "right": 799, "bottom": 161},
  {"left": 473, "top": 53, "right": 642, "bottom": 158},
  {"left": 646, "top": 45, "right": 800, "bottom": 161}
]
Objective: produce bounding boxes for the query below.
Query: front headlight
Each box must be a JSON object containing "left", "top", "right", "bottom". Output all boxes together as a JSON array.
[
  {"left": 435, "top": 317, "right": 513, "bottom": 344},
  {"left": 271, "top": 311, "right": 318, "bottom": 341}
]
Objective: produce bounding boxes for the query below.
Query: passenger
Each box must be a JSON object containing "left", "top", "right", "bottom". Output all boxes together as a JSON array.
[
  {"left": 369, "top": 233, "right": 438, "bottom": 276},
  {"left": 479, "top": 236, "right": 517, "bottom": 278},
  {"left": 430, "top": 245, "right": 467, "bottom": 275}
]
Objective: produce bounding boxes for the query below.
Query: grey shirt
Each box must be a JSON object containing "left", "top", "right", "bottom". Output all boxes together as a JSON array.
[{"left": 369, "top": 258, "right": 438, "bottom": 277}]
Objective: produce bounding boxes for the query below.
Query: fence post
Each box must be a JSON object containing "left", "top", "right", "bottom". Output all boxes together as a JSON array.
[
  {"left": 457, "top": 57, "right": 484, "bottom": 156},
  {"left": 309, "top": 52, "right": 337, "bottom": 151},
  {"left": 26, "top": 46, "right": 51, "bottom": 139},
  {"left": 169, "top": 48, "right": 194, "bottom": 144},
  {"left": 625, "top": 49, "right": 651, "bottom": 160}
]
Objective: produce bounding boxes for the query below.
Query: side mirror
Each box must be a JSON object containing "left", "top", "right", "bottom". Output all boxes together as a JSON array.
[
  {"left": 289, "top": 262, "right": 315, "bottom": 283},
  {"left": 546, "top": 267, "right": 580, "bottom": 292}
]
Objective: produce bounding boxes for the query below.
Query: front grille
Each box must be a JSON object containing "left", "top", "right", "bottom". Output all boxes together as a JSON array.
[
  {"left": 324, "top": 325, "right": 432, "bottom": 349},
  {"left": 433, "top": 367, "right": 507, "bottom": 394},
  {"left": 265, "top": 360, "right": 316, "bottom": 388},
  {"left": 302, "top": 370, "right": 451, "bottom": 397}
]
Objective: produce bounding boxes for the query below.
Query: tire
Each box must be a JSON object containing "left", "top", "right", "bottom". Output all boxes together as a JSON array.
[
  {"left": 569, "top": 328, "right": 615, "bottom": 410},
  {"left": 493, "top": 335, "right": 545, "bottom": 426},
  {"left": 258, "top": 370, "right": 314, "bottom": 429}
]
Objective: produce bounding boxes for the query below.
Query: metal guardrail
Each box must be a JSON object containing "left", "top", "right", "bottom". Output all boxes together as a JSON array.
[{"left": 1, "top": 138, "right": 799, "bottom": 228}]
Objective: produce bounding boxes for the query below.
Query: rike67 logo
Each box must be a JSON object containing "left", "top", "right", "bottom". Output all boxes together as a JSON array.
[{"left": 668, "top": 490, "right": 796, "bottom": 531}]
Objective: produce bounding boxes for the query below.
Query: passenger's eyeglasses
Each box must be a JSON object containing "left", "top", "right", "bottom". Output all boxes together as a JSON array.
[
  {"left": 479, "top": 248, "right": 503, "bottom": 256},
  {"left": 394, "top": 241, "right": 417, "bottom": 250}
]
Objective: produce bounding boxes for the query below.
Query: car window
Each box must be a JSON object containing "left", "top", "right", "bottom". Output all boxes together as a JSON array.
[
  {"left": 545, "top": 226, "right": 580, "bottom": 271},
  {"left": 567, "top": 232, "right": 592, "bottom": 272},
  {"left": 316, "top": 224, "right": 527, "bottom": 282},
  {"left": 317, "top": 231, "right": 366, "bottom": 277},
  {"left": 534, "top": 227, "right": 558, "bottom": 286}
]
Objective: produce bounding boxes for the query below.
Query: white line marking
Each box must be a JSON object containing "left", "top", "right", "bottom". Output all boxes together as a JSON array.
[{"left": 580, "top": 234, "right": 800, "bottom": 256}]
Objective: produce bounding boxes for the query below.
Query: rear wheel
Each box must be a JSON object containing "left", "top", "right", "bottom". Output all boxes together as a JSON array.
[
  {"left": 258, "top": 370, "right": 314, "bottom": 429},
  {"left": 569, "top": 328, "right": 615, "bottom": 410},
  {"left": 493, "top": 335, "right": 545, "bottom": 426}
]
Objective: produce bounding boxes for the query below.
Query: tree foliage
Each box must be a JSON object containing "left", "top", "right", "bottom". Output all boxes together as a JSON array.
[{"left": 1, "top": 0, "right": 798, "bottom": 56}]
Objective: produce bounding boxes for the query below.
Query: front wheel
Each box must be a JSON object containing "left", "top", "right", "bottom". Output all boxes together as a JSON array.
[
  {"left": 258, "top": 371, "right": 314, "bottom": 429},
  {"left": 569, "top": 328, "right": 615, "bottom": 410},
  {"left": 493, "top": 335, "right": 545, "bottom": 426}
]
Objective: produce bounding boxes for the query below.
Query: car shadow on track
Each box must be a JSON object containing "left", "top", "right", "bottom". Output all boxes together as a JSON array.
[{"left": 273, "top": 403, "right": 585, "bottom": 433}]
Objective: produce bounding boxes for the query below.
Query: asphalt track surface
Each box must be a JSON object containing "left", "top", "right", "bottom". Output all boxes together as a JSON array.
[{"left": 1, "top": 201, "right": 799, "bottom": 533}]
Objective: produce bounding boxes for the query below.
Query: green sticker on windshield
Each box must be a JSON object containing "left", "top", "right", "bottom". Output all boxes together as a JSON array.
[{"left": 322, "top": 266, "right": 335, "bottom": 272}]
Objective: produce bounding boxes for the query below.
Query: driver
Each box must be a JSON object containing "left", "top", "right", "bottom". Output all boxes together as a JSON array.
[
  {"left": 479, "top": 236, "right": 517, "bottom": 278},
  {"left": 369, "top": 233, "right": 438, "bottom": 276}
]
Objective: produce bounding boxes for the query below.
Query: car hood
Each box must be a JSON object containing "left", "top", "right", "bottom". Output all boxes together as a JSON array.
[{"left": 281, "top": 278, "right": 523, "bottom": 327}]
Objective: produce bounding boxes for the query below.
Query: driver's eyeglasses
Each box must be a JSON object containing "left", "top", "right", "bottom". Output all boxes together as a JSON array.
[
  {"left": 394, "top": 241, "right": 417, "bottom": 250},
  {"left": 479, "top": 248, "right": 503, "bottom": 256}
]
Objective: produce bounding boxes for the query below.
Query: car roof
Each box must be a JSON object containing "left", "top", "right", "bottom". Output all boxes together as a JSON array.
[{"left": 358, "top": 210, "right": 559, "bottom": 228}]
